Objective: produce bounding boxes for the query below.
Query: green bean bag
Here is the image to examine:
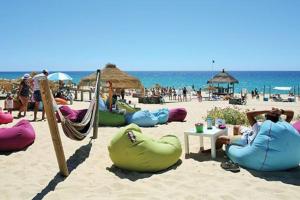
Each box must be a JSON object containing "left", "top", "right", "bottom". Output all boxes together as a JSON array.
[
  {"left": 108, "top": 123, "right": 182, "bottom": 172},
  {"left": 98, "top": 110, "right": 126, "bottom": 127},
  {"left": 116, "top": 101, "right": 136, "bottom": 113}
]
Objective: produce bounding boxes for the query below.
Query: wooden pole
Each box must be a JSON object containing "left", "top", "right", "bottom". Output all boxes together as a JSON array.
[
  {"left": 40, "top": 78, "right": 69, "bottom": 177},
  {"left": 93, "top": 69, "right": 101, "bottom": 139},
  {"left": 81, "top": 90, "right": 84, "bottom": 101},
  {"left": 89, "top": 91, "right": 92, "bottom": 101},
  {"left": 263, "top": 85, "right": 265, "bottom": 98},
  {"left": 269, "top": 85, "right": 271, "bottom": 98}
]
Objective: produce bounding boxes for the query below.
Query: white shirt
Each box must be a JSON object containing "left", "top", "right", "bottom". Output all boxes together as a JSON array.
[
  {"left": 6, "top": 99, "right": 14, "bottom": 109},
  {"left": 33, "top": 73, "right": 45, "bottom": 91},
  {"left": 240, "top": 122, "right": 262, "bottom": 145}
]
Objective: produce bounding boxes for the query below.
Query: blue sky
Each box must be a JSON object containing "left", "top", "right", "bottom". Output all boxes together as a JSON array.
[{"left": 0, "top": 0, "right": 300, "bottom": 71}]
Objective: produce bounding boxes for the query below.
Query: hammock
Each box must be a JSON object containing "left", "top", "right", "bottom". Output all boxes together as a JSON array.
[
  {"left": 55, "top": 99, "right": 96, "bottom": 140},
  {"left": 53, "top": 72, "right": 100, "bottom": 141}
]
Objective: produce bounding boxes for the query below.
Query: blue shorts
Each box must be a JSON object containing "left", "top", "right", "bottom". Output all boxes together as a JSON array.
[{"left": 33, "top": 90, "right": 42, "bottom": 102}]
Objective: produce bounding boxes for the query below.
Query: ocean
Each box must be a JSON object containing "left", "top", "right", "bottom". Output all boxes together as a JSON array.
[{"left": 1, "top": 71, "right": 300, "bottom": 94}]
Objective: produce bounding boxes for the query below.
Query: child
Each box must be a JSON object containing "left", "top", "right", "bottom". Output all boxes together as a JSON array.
[{"left": 6, "top": 93, "right": 14, "bottom": 114}]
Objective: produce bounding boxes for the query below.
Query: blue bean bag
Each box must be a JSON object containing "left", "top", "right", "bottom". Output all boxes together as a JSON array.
[
  {"left": 98, "top": 97, "right": 107, "bottom": 111},
  {"left": 226, "top": 120, "right": 300, "bottom": 171},
  {"left": 125, "top": 110, "right": 159, "bottom": 127},
  {"left": 151, "top": 108, "right": 169, "bottom": 124}
]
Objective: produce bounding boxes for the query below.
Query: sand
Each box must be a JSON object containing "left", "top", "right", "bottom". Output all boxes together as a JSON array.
[{"left": 0, "top": 95, "right": 300, "bottom": 200}]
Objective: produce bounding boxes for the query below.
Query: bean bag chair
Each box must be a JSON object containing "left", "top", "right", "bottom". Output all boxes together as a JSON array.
[
  {"left": 0, "top": 119, "right": 36, "bottom": 151},
  {"left": 125, "top": 110, "right": 159, "bottom": 127},
  {"left": 98, "top": 110, "right": 126, "bottom": 127},
  {"left": 226, "top": 120, "right": 300, "bottom": 171},
  {"left": 116, "top": 101, "right": 136, "bottom": 113},
  {"left": 293, "top": 120, "right": 300, "bottom": 133},
  {"left": 168, "top": 108, "right": 187, "bottom": 122},
  {"left": 99, "top": 97, "right": 107, "bottom": 111},
  {"left": 55, "top": 98, "right": 68, "bottom": 105},
  {"left": 56, "top": 106, "right": 87, "bottom": 122},
  {"left": 0, "top": 111, "right": 13, "bottom": 124},
  {"left": 108, "top": 123, "right": 182, "bottom": 172},
  {"left": 151, "top": 108, "right": 169, "bottom": 124}
]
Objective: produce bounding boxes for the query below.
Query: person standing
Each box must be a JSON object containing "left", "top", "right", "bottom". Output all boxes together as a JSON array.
[
  {"left": 17, "top": 73, "right": 31, "bottom": 118},
  {"left": 121, "top": 88, "right": 125, "bottom": 100},
  {"left": 32, "top": 69, "right": 49, "bottom": 121},
  {"left": 183, "top": 87, "right": 187, "bottom": 101},
  {"left": 6, "top": 93, "right": 14, "bottom": 114}
]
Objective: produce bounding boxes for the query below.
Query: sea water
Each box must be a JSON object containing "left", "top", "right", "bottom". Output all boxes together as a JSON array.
[{"left": 0, "top": 71, "right": 300, "bottom": 94}]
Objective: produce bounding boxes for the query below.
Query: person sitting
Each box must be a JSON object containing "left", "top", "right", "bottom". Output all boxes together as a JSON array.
[{"left": 216, "top": 108, "right": 294, "bottom": 148}]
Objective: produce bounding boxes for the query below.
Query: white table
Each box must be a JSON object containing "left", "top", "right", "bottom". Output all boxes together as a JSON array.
[{"left": 184, "top": 126, "right": 228, "bottom": 159}]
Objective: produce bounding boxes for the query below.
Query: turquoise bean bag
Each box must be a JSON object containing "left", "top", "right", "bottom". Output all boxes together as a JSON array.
[
  {"left": 108, "top": 124, "right": 182, "bottom": 172},
  {"left": 125, "top": 110, "right": 159, "bottom": 127},
  {"left": 226, "top": 120, "right": 300, "bottom": 171},
  {"left": 151, "top": 108, "right": 169, "bottom": 124},
  {"left": 98, "top": 97, "right": 107, "bottom": 111}
]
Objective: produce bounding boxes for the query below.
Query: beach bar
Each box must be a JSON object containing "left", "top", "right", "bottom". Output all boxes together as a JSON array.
[{"left": 207, "top": 69, "right": 239, "bottom": 96}]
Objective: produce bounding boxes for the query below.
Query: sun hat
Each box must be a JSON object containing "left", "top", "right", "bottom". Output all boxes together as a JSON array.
[
  {"left": 42, "top": 69, "right": 49, "bottom": 74},
  {"left": 22, "top": 73, "right": 31, "bottom": 80}
]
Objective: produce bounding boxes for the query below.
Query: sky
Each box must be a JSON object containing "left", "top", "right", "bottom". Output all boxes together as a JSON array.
[{"left": 0, "top": 0, "right": 300, "bottom": 71}]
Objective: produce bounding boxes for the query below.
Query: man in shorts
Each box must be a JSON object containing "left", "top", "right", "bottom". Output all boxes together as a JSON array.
[
  {"left": 217, "top": 107, "right": 294, "bottom": 172},
  {"left": 217, "top": 108, "right": 294, "bottom": 147},
  {"left": 32, "top": 69, "right": 49, "bottom": 121}
]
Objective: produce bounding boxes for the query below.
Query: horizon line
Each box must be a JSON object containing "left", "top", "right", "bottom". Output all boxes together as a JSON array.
[{"left": 1, "top": 69, "right": 300, "bottom": 72}]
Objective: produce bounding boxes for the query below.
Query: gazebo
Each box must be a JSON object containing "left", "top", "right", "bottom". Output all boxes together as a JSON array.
[
  {"left": 207, "top": 69, "right": 239, "bottom": 95},
  {"left": 79, "top": 63, "right": 144, "bottom": 94}
]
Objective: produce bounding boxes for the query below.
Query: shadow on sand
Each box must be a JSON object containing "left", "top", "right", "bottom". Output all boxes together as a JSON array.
[
  {"left": 248, "top": 167, "right": 300, "bottom": 186},
  {"left": 188, "top": 150, "right": 300, "bottom": 186},
  {"left": 32, "top": 139, "right": 93, "bottom": 200},
  {"left": 106, "top": 159, "right": 182, "bottom": 181}
]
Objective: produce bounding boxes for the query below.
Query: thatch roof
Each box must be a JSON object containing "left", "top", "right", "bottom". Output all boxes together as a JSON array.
[
  {"left": 207, "top": 69, "right": 239, "bottom": 84},
  {"left": 79, "top": 63, "right": 144, "bottom": 89}
]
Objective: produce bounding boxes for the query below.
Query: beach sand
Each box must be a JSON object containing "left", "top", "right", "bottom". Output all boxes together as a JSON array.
[{"left": 0, "top": 96, "right": 300, "bottom": 200}]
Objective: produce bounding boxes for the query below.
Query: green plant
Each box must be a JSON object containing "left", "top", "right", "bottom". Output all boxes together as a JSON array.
[{"left": 206, "top": 107, "right": 250, "bottom": 126}]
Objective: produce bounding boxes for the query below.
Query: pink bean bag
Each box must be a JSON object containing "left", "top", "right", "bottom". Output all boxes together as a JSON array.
[
  {"left": 168, "top": 108, "right": 187, "bottom": 122},
  {"left": 0, "top": 111, "right": 13, "bottom": 124},
  {"left": 0, "top": 119, "right": 35, "bottom": 151},
  {"left": 293, "top": 121, "right": 300, "bottom": 134},
  {"left": 56, "top": 106, "right": 87, "bottom": 122}
]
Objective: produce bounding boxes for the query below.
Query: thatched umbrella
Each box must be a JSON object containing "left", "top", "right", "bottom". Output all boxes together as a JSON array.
[
  {"left": 79, "top": 64, "right": 144, "bottom": 90},
  {"left": 207, "top": 69, "right": 239, "bottom": 95}
]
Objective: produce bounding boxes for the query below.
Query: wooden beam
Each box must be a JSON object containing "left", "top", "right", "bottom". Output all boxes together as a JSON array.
[
  {"left": 93, "top": 69, "right": 101, "bottom": 139},
  {"left": 40, "top": 78, "right": 69, "bottom": 177}
]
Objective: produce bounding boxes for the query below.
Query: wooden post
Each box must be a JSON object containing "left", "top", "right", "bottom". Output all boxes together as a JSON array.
[
  {"left": 269, "top": 86, "right": 271, "bottom": 98},
  {"left": 263, "top": 85, "right": 265, "bottom": 99},
  {"left": 81, "top": 90, "right": 83, "bottom": 101},
  {"left": 93, "top": 69, "right": 101, "bottom": 139},
  {"left": 40, "top": 78, "right": 69, "bottom": 177},
  {"left": 89, "top": 90, "right": 92, "bottom": 101}
]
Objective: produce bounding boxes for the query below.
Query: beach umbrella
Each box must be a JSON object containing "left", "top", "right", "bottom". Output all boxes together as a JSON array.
[
  {"left": 79, "top": 63, "right": 143, "bottom": 90},
  {"left": 207, "top": 69, "right": 238, "bottom": 84},
  {"left": 48, "top": 72, "right": 73, "bottom": 81}
]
